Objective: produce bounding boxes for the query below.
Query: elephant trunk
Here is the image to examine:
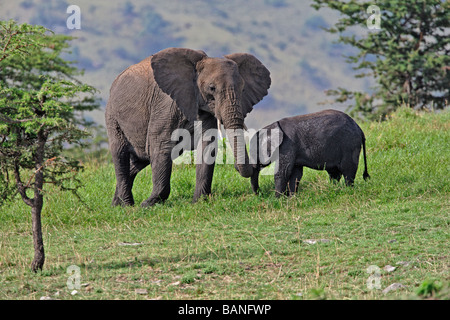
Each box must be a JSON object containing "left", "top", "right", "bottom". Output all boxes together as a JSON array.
[{"left": 219, "top": 95, "right": 253, "bottom": 178}]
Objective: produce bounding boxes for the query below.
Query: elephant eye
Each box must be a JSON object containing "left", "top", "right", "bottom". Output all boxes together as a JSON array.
[{"left": 208, "top": 84, "right": 216, "bottom": 92}]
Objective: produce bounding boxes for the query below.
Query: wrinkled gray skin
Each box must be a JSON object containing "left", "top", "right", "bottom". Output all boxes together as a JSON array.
[
  {"left": 250, "top": 109, "right": 370, "bottom": 196},
  {"left": 106, "top": 48, "right": 271, "bottom": 207}
]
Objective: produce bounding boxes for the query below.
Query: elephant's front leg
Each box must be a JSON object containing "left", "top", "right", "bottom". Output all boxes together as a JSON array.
[
  {"left": 141, "top": 153, "right": 173, "bottom": 207},
  {"left": 274, "top": 153, "right": 295, "bottom": 197},
  {"left": 287, "top": 166, "right": 303, "bottom": 196},
  {"left": 193, "top": 157, "right": 216, "bottom": 202},
  {"left": 274, "top": 173, "right": 288, "bottom": 197},
  {"left": 193, "top": 115, "right": 218, "bottom": 202}
]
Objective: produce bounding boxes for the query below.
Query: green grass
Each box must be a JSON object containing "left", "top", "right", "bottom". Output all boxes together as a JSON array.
[{"left": 1, "top": 107, "right": 449, "bottom": 300}]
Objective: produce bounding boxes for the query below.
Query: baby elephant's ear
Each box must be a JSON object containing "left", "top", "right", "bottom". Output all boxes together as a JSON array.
[
  {"left": 271, "top": 121, "right": 284, "bottom": 149},
  {"left": 151, "top": 48, "right": 207, "bottom": 121},
  {"left": 258, "top": 122, "right": 284, "bottom": 165},
  {"left": 268, "top": 122, "right": 284, "bottom": 159}
]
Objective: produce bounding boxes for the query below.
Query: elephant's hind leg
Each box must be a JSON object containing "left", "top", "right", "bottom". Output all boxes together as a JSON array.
[
  {"left": 327, "top": 167, "right": 342, "bottom": 184},
  {"left": 129, "top": 154, "right": 150, "bottom": 186},
  {"left": 340, "top": 162, "right": 358, "bottom": 186},
  {"left": 340, "top": 149, "right": 360, "bottom": 186},
  {"left": 110, "top": 138, "right": 135, "bottom": 206},
  {"left": 343, "top": 169, "right": 357, "bottom": 186}
]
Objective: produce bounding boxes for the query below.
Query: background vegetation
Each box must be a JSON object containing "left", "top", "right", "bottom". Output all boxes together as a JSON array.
[
  {"left": 312, "top": 0, "right": 449, "bottom": 119},
  {"left": 0, "top": 20, "right": 101, "bottom": 271},
  {"left": 0, "top": 0, "right": 375, "bottom": 129}
]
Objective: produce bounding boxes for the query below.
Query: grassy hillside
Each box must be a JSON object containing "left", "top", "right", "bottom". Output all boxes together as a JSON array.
[
  {"left": 0, "top": 0, "right": 372, "bottom": 129},
  {"left": 1, "top": 107, "right": 449, "bottom": 300}
]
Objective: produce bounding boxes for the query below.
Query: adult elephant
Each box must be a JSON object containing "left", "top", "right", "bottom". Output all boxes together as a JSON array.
[{"left": 106, "top": 48, "right": 271, "bottom": 207}]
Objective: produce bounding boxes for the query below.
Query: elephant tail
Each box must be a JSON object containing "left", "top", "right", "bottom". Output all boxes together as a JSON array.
[{"left": 362, "top": 133, "right": 370, "bottom": 181}]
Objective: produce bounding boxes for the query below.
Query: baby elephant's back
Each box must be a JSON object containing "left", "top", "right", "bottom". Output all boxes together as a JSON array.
[{"left": 282, "top": 109, "right": 364, "bottom": 165}]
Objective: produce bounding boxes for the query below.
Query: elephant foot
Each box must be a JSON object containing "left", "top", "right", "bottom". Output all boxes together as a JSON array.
[
  {"left": 274, "top": 190, "right": 290, "bottom": 198},
  {"left": 192, "top": 192, "right": 212, "bottom": 203},
  {"left": 112, "top": 196, "right": 134, "bottom": 207},
  {"left": 141, "top": 197, "right": 165, "bottom": 208}
]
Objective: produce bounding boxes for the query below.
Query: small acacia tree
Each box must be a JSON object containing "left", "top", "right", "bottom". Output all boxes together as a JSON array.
[
  {"left": 0, "top": 20, "right": 99, "bottom": 271},
  {"left": 311, "top": 0, "right": 450, "bottom": 119}
]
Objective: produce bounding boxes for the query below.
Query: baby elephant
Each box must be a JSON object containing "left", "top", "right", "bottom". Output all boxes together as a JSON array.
[{"left": 249, "top": 109, "right": 370, "bottom": 196}]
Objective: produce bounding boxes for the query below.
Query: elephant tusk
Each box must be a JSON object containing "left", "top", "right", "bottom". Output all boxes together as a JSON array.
[{"left": 217, "top": 118, "right": 223, "bottom": 140}]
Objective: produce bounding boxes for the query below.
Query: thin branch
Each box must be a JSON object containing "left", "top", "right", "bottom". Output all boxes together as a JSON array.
[
  {"left": 1, "top": 32, "right": 15, "bottom": 53},
  {"left": 13, "top": 161, "right": 33, "bottom": 207},
  {"left": 24, "top": 157, "right": 56, "bottom": 188},
  {"left": 0, "top": 114, "right": 34, "bottom": 124}
]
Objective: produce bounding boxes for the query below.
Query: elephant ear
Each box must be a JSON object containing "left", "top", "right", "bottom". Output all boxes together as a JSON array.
[
  {"left": 151, "top": 48, "right": 207, "bottom": 121},
  {"left": 259, "top": 121, "right": 284, "bottom": 165},
  {"left": 224, "top": 53, "right": 271, "bottom": 118}
]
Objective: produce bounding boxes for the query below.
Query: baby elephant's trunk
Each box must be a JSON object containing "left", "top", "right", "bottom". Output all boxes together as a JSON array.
[{"left": 250, "top": 166, "right": 260, "bottom": 194}]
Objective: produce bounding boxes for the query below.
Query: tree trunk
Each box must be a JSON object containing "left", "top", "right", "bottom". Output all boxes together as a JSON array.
[
  {"left": 31, "top": 198, "right": 45, "bottom": 272},
  {"left": 30, "top": 130, "right": 46, "bottom": 272}
]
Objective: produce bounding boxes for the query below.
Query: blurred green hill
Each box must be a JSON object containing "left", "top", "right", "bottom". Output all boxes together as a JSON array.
[{"left": 0, "top": 0, "right": 373, "bottom": 129}]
